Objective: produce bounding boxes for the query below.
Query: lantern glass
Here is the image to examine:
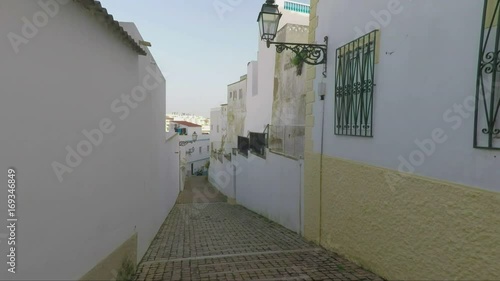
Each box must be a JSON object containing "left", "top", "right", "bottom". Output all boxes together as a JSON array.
[{"left": 257, "top": 2, "right": 282, "bottom": 42}]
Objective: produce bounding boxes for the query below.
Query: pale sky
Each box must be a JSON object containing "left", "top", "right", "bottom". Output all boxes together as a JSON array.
[{"left": 99, "top": 0, "right": 309, "bottom": 118}]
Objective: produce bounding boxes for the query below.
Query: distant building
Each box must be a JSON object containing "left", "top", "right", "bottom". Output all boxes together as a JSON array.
[
  {"left": 166, "top": 113, "right": 210, "bottom": 133},
  {"left": 172, "top": 121, "right": 210, "bottom": 177},
  {"left": 0, "top": 1, "right": 179, "bottom": 280}
]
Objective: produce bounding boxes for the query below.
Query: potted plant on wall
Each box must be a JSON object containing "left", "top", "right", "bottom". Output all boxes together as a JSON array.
[{"left": 291, "top": 50, "right": 307, "bottom": 76}]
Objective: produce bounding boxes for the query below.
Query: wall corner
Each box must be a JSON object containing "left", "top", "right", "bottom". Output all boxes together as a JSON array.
[{"left": 303, "top": 0, "right": 321, "bottom": 244}]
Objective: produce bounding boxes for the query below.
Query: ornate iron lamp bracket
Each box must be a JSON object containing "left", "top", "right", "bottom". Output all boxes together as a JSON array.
[
  {"left": 267, "top": 36, "right": 328, "bottom": 77},
  {"left": 179, "top": 141, "right": 193, "bottom": 147}
]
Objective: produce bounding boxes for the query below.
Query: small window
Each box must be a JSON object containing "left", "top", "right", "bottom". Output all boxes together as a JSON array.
[
  {"left": 207, "top": 145, "right": 209, "bottom": 152},
  {"left": 229, "top": 92, "right": 232, "bottom": 99},
  {"left": 199, "top": 147, "right": 202, "bottom": 154},
  {"left": 239, "top": 89, "right": 242, "bottom": 99}
]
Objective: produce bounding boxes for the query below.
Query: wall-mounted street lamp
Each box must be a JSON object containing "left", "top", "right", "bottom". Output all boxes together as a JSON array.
[
  {"left": 257, "top": 0, "right": 328, "bottom": 77},
  {"left": 179, "top": 131, "right": 199, "bottom": 147}
]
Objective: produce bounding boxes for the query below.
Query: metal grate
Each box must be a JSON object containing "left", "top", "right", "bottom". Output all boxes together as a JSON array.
[
  {"left": 475, "top": 0, "right": 500, "bottom": 149},
  {"left": 334, "top": 30, "right": 377, "bottom": 137},
  {"left": 249, "top": 132, "right": 267, "bottom": 158},
  {"left": 238, "top": 136, "right": 249, "bottom": 157}
]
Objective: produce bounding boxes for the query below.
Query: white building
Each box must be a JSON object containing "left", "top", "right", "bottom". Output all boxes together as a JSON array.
[
  {"left": 302, "top": 0, "right": 500, "bottom": 280},
  {"left": 0, "top": 1, "right": 179, "bottom": 280},
  {"left": 227, "top": 75, "right": 248, "bottom": 148},
  {"left": 172, "top": 121, "right": 210, "bottom": 177},
  {"left": 209, "top": 104, "right": 228, "bottom": 152},
  {"left": 166, "top": 113, "right": 210, "bottom": 133}
]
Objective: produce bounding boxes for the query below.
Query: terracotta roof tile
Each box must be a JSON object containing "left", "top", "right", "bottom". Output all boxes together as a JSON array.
[
  {"left": 74, "top": 0, "right": 147, "bottom": 55},
  {"left": 172, "top": 121, "right": 202, "bottom": 127}
]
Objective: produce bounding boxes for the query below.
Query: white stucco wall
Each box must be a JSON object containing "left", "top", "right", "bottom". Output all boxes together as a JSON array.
[
  {"left": 210, "top": 107, "right": 223, "bottom": 145},
  {"left": 227, "top": 77, "right": 247, "bottom": 147},
  {"left": 0, "top": 2, "right": 178, "bottom": 279},
  {"left": 209, "top": 106, "right": 228, "bottom": 150},
  {"left": 312, "top": 0, "right": 500, "bottom": 192},
  {"left": 244, "top": 61, "right": 259, "bottom": 133},
  {"left": 210, "top": 151, "right": 304, "bottom": 233}
]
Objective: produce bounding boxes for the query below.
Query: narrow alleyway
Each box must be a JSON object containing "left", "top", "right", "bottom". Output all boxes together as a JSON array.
[{"left": 135, "top": 177, "right": 383, "bottom": 281}]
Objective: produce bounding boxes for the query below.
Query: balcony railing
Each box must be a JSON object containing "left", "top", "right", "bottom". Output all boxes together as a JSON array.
[
  {"left": 283, "top": 1, "right": 310, "bottom": 14},
  {"left": 268, "top": 125, "right": 305, "bottom": 159}
]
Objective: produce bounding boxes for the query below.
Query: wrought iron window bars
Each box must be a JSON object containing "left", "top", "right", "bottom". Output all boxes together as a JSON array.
[
  {"left": 334, "top": 31, "right": 377, "bottom": 137},
  {"left": 475, "top": 0, "right": 500, "bottom": 149}
]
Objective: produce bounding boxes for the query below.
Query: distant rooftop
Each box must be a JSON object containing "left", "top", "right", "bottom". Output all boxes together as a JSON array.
[
  {"left": 283, "top": 1, "right": 310, "bottom": 14},
  {"left": 171, "top": 121, "right": 202, "bottom": 127}
]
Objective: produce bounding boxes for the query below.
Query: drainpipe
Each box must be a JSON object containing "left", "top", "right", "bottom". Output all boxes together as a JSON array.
[
  {"left": 318, "top": 81, "right": 327, "bottom": 244},
  {"left": 175, "top": 151, "right": 181, "bottom": 193},
  {"left": 233, "top": 164, "right": 237, "bottom": 201},
  {"left": 299, "top": 156, "right": 304, "bottom": 235}
]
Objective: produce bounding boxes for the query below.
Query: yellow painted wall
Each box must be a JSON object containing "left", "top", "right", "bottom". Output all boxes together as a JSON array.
[
  {"left": 305, "top": 154, "right": 500, "bottom": 280},
  {"left": 485, "top": 0, "right": 498, "bottom": 28},
  {"left": 303, "top": 0, "right": 322, "bottom": 244},
  {"left": 80, "top": 233, "right": 137, "bottom": 280}
]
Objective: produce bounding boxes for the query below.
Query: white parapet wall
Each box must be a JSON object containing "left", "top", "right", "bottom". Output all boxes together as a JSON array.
[{"left": 209, "top": 150, "right": 304, "bottom": 234}]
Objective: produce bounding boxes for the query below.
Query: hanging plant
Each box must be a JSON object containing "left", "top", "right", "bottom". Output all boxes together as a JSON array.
[{"left": 290, "top": 50, "right": 307, "bottom": 76}]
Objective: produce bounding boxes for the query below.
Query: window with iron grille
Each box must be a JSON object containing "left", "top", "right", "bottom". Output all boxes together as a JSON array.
[
  {"left": 249, "top": 132, "right": 266, "bottom": 157},
  {"left": 334, "top": 30, "right": 377, "bottom": 137},
  {"left": 238, "top": 136, "right": 249, "bottom": 157},
  {"left": 475, "top": 0, "right": 500, "bottom": 149}
]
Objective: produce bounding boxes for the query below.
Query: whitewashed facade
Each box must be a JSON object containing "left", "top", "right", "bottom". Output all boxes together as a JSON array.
[
  {"left": 0, "top": 1, "right": 178, "bottom": 279},
  {"left": 209, "top": 1, "right": 311, "bottom": 234}
]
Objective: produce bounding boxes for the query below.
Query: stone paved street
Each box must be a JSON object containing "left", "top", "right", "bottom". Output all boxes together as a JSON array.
[{"left": 136, "top": 178, "right": 383, "bottom": 281}]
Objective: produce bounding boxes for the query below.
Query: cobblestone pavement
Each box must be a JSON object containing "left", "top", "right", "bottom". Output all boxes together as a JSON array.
[
  {"left": 136, "top": 189, "right": 383, "bottom": 280},
  {"left": 176, "top": 176, "right": 227, "bottom": 204}
]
